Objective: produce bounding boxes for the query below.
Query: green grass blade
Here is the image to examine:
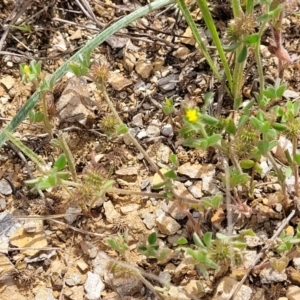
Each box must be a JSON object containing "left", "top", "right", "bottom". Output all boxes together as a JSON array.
[
  {"left": 195, "top": 0, "right": 233, "bottom": 91},
  {"left": 176, "top": 0, "right": 223, "bottom": 82},
  {"left": 0, "top": 0, "right": 175, "bottom": 148}
]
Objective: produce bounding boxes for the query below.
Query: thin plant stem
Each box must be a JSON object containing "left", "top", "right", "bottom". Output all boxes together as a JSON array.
[
  {"left": 40, "top": 92, "right": 53, "bottom": 138},
  {"left": 108, "top": 187, "right": 164, "bottom": 198},
  {"left": 56, "top": 134, "right": 78, "bottom": 182},
  {"left": 254, "top": 20, "right": 268, "bottom": 101},
  {"left": 292, "top": 136, "right": 299, "bottom": 196},
  {"left": 195, "top": 0, "right": 233, "bottom": 92},
  {"left": 231, "top": 0, "right": 243, "bottom": 17},
  {"left": 266, "top": 152, "right": 288, "bottom": 201},
  {"left": 4, "top": 130, "right": 47, "bottom": 169}
]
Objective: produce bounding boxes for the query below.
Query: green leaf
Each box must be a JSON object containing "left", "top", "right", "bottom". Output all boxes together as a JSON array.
[
  {"left": 201, "top": 114, "right": 219, "bottom": 126},
  {"left": 257, "top": 13, "right": 272, "bottom": 22},
  {"left": 240, "top": 159, "right": 255, "bottom": 169},
  {"left": 224, "top": 117, "right": 236, "bottom": 134},
  {"left": 203, "top": 232, "right": 213, "bottom": 247},
  {"left": 117, "top": 124, "right": 128, "bottom": 134},
  {"left": 54, "top": 154, "right": 67, "bottom": 170},
  {"left": 272, "top": 122, "right": 287, "bottom": 132},
  {"left": 29, "top": 110, "right": 44, "bottom": 123},
  {"left": 152, "top": 181, "right": 166, "bottom": 190},
  {"left": 237, "top": 45, "right": 247, "bottom": 63},
  {"left": 276, "top": 84, "right": 286, "bottom": 98},
  {"left": 206, "top": 134, "right": 221, "bottom": 147},
  {"left": 244, "top": 33, "right": 259, "bottom": 44},
  {"left": 164, "top": 169, "right": 177, "bottom": 179},
  {"left": 193, "top": 232, "right": 204, "bottom": 248},
  {"left": 169, "top": 154, "right": 179, "bottom": 167},
  {"left": 177, "top": 237, "right": 188, "bottom": 245},
  {"left": 250, "top": 116, "right": 262, "bottom": 130},
  {"left": 224, "top": 42, "right": 240, "bottom": 52},
  {"left": 148, "top": 232, "right": 157, "bottom": 245},
  {"left": 233, "top": 97, "right": 242, "bottom": 110},
  {"left": 295, "top": 154, "right": 300, "bottom": 166}
]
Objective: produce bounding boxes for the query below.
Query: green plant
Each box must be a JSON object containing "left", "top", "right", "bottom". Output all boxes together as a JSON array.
[
  {"left": 178, "top": 231, "right": 250, "bottom": 278},
  {"left": 138, "top": 232, "right": 171, "bottom": 261}
]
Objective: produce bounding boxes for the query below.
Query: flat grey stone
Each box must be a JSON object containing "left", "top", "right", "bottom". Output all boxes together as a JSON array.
[{"left": 0, "top": 179, "right": 12, "bottom": 195}]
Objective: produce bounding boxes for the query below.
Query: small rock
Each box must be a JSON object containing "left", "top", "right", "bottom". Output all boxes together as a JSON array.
[
  {"left": 178, "top": 162, "right": 215, "bottom": 179},
  {"left": 141, "top": 212, "right": 156, "bottom": 229},
  {"left": 84, "top": 272, "right": 104, "bottom": 300},
  {"left": 110, "top": 274, "right": 143, "bottom": 298},
  {"left": 65, "top": 272, "right": 82, "bottom": 286},
  {"left": 168, "top": 286, "right": 190, "bottom": 300},
  {"left": 103, "top": 201, "right": 120, "bottom": 223},
  {"left": 120, "top": 204, "right": 140, "bottom": 214},
  {"left": 77, "top": 259, "right": 89, "bottom": 273},
  {"left": 157, "top": 74, "right": 179, "bottom": 92},
  {"left": 115, "top": 166, "right": 139, "bottom": 176},
  {"left": 108, "top": 73, "right": 133, "bottom": 91},
  {"left": 69, "top": 29, "right": 82, "bottom": 40},
  {"left": 156, "top": 213, "right": 181, "bottom": 235},
  {"left": 286, "top": 285, "right": 300, "bottom": 300},
  {"left": 293, "top": 257, "right": 300, "bottom": 272},
  {"left": 64, "top": 207, "right": 82, "bottom": 224},
  {"left": 146, "top": 124, "right": 160, "bottom": 137},
  {"left": 135, "top": 62, "right": 153, "bottom": 79},
  {"left": 63, "top": 286, "right": 85, "bottom": 300},
  {"left": 0, "top": 198, "right": 6, "bottom": 210},
  {"left": 151, "top": 168, "right": 168, "bottom": 187},
  {"left": 174, "top": 258, "right": 196, "bottom": 280},
  {"left": 161, "top": 124, "right": 173, "bottom": 137},
  {"left": 131, "top": 113, "right": 143, "bottom": 127},
  {"left": 140, "top": 179, "right": 150, "bottom": 190},
  {"left": 162, "top": 195, "right": 186, "bottom": 220},
  {"left": 287, "top": 266, "right": 300, "bottom": 285},
  {"left": 136, "top": 129, "right": 148, "bottom": 139},
  {"left": 9, "top": 224, "right": 48, "bottom": 257},
  {"left": 0, "top": 253, "right": 16, "bottom": 278},
  {"left": 148, "top": 143, "right": 172, "bottom": 164},
  {"left": 184, "top": 279, "right": 211, "bottom": 298},
  {"left": 0, "top": 179, "right": 12, "bottom": 195},
  {"left": 172, "top": 46, "right": 191, "bottom": 60},
  {"left": 0, "top": 75, "right": 15, "bottom": 90},
  {"left": 188, "top": 182, "right": 203, "bottom": 198},
  {"left": 283, "top": 89, "right": 299, "bottom": 99},
  {"left": 34, "top": 288, "right": 55, "bottom": 300},
  {"left": 23, "top": 219, "right": 42, "bottom": 233},
  {"left": 180, "top": 27, "right": 196, "bottom": 46},
  {"left": 212, "top": 277, "right": 252, "bottom": 300},
  {"left": 260, "top": 267, "right": 287, "bottom": 284},
  {"left": 202, "top": 177, "right": 219, "bottom": 194}
]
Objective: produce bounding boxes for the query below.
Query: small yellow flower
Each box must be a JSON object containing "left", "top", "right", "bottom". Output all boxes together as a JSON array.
[
  {"left": 185, "top": 108, "right": 198, "bottom": 123},
  {"left": 165, "top": 98, "right": 172, "bottom": 107},
  {"left": 23, "top": 65, "right": 30, "bottom": 77}
]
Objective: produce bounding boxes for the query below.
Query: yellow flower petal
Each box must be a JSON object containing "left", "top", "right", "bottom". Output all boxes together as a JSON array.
[{"left": 186, "top": 108, "right": 198, "bottom": 123}]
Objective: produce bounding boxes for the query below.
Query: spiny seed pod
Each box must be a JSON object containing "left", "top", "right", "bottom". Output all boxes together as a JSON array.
[
  {"left": 228, "top": 13, "right": 256, "bottom": 42},
  {"left": 90, "top": 61, "right": 110, "bottom": 83},
  {"left": 100, "top": 115, "right": 118, "bottom": 136}
]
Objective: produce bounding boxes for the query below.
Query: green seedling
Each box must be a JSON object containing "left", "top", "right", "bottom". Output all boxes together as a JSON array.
[
  {"left": 162, "top": 98, "right": 175, "bottom": 116},
  {"left": 107, "top": 230, "right": 130, "bottom": 261},
  {"left": 138, "top": 232, "right": 171, "bottom": 261},
  {"left": 274, "top": 224, "right": 300, "bottom": 253},
  {"left": 25, "top": 154, "right": 70, "bottom": 192}
]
